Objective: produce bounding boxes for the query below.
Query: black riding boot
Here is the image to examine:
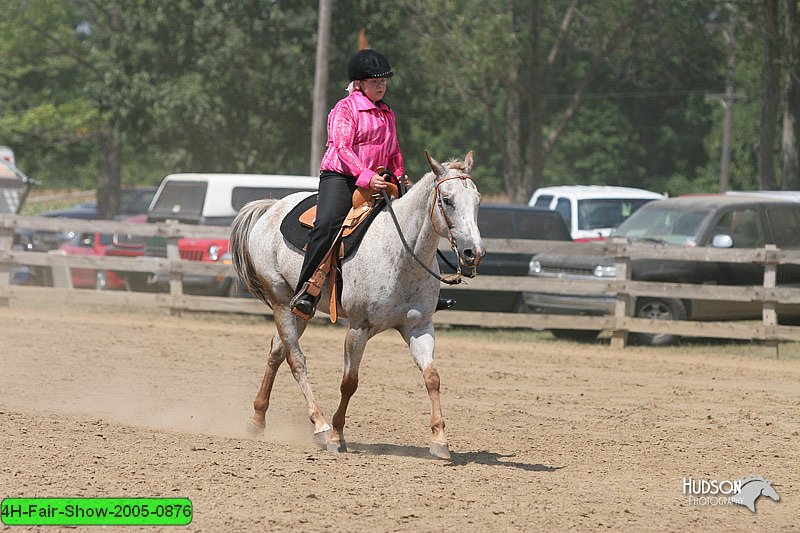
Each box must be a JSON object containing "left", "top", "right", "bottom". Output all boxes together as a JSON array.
[
  {"left": 291, "top": 291, "right": 320, "bottom": 319},
  {"left": 436, "top": 296, "right": 456, "bottom": 311}
]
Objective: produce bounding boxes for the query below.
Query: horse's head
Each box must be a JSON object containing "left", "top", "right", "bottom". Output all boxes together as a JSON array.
[
  {"left": 761, "top": 481, "right": 780, "bottom": 502},
  {"left": 426, "top": 151, "right": 485, "bottom": 269}
]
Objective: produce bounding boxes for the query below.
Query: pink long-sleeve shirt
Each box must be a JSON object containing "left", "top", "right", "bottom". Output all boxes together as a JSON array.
[{"left": 320, "top": 90, "right": 404, "bottom": 188}]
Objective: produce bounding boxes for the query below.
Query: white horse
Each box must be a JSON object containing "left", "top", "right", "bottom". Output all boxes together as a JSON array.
[{"left": 230, "top": 152, "right": 484, "bottom": 459}]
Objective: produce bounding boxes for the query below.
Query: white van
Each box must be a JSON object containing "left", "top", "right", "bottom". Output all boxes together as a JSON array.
[
  {"left": 127, "top": 173, "right": 319, "bottom": 295},
  {"left": 528, "top": 185, "right": 665, "bottom": 241},
  {"left": 147, "top": 173, "right": 319, "bottom": 225}
]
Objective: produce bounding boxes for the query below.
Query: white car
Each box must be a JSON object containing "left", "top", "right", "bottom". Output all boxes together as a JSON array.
[{"left": 529, "top": 185, "right": 666, "bottom": 241}]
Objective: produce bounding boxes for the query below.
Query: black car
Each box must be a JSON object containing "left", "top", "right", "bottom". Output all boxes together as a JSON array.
[
  {"left": 439, "top": 203, "right": 572, "bottom": 313},
  {"left": 526, "top": 195, "right": 800, "bottom": 344}
]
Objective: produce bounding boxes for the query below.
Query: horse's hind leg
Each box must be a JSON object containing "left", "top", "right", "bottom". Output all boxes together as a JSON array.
[
  {"left": 328, "top": 326, "right": 370, "bottom": 453},
  {"left": 402, "top": 324, "right": 450, "bottom": 460},
  {"left": 247, "top": 333, "right": 288, "bottom": 437}
]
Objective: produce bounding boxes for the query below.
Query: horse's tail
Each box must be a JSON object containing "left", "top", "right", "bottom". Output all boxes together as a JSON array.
[{"left": 230, "top": 199, "right": 276, "bottom": 307}]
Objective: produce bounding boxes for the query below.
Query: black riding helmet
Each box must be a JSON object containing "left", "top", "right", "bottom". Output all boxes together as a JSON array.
[{"left": 347, "top": 49, "right": 393, "bottom": 81}]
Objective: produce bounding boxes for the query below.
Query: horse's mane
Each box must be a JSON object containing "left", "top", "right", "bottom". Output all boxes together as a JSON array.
[{"left": 443, "top": 158, "right": 470, "bottom": 171}]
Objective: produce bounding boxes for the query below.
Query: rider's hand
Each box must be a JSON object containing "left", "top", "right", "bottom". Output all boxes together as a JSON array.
[
  {"left": 400, "top": 175, "right": 412, "bottom": 188},
  {"left": 369, "top": 173, "right": 387, "bottom": 191}
]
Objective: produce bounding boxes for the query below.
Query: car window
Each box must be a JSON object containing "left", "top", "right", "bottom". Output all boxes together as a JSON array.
[
  {"left": 121, "top": 190, "right": 156, "bottom": 214},
  {"left": 533, "top": 195, "right": 553, "bottom": 208},
  {"left": 515, "top": 212, "right": 571, "bottom": 240},
  {"left": 712, "top": 209, "right": 765, "bottom": 248},
  {"left": 477, "top": 210, "right": 515, "bottom": 238},
  {"left": 767, "top": 205, "right": 800, "bottom": 248},
  {"left": 577, "top": 199, "right": 655, "bottom": 230},
  {"left": 554, "top": 198, "right": 571, "bottom": 228},
  {"left": 615, "top": 205, "right": 710, "bottom": 245},
  {"left": 231, "top": 187, "right": 317, "bottom": 212},
  {"left": 150, "top": 181, "right": 207, "bottom": 218}
]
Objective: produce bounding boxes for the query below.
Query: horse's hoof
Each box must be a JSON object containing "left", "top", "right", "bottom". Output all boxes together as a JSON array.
[
  {"left": 429, "top": 442, "right": 451, "bottom": 460},
  {"left": 246, "top": 418, "right": 266, "bottom": 438},
  {"left": 313, "top": 428, "right": 331, "bottom": 449},
  {"left": 327, "top": 440, "right": 347, "bottom": 453}
]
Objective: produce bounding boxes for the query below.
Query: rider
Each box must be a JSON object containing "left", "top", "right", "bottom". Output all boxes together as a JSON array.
[{"left": 290, "top": 49, "right": 455, "bottom": 319}]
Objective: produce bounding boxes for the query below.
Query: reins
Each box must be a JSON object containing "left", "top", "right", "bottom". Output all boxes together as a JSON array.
[{"left": 380, "top": 174, "right": 475, "bottom": 286}]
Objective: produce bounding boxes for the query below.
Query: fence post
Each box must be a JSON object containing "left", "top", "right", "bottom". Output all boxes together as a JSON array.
[
  {"left": 610, "top": 237, "right": 631, "bottom": 349},
  {"left": 48, "top": 250, "right": 73, "bottom": 289},
  {"left": 762, "top": 244, "right": 779, "bottom": 358},
  {"left": 165, "top": 221, "right": 183, "bottom": 316},
  {"left": 0, "top": 216, "right": 14, "bottom": 307}
]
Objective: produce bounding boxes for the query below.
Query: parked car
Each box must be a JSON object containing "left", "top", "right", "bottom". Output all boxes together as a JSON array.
[
  {"left": 525, "top": 195, "right": 800, "bottom": 345},
  {"left": 57, "top": 229, "right": 145, "bottom": 290},
  {"left": 41, "top": 187, "right": 157, "bottom": 220},
  {"left": 438, "top": 203, "right": 572, "bottom": 312},
  {"left": 528, "top": 185, "right": 665, "bottom": 241},
  {"left": 126, "top": 173, "right": 319, "bottom": 295}
]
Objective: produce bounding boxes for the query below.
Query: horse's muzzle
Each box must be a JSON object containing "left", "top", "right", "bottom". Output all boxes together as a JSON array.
[{"left": 461, "top": 245, "right": 485, "bottom": 268}]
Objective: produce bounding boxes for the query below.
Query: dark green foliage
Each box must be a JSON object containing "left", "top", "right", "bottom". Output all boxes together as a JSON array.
[{"left": 0, "top": 0, "right": 795, "bottom": 201}]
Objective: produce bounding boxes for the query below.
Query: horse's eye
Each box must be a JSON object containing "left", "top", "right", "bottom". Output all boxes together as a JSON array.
[{"left": 443, "top": 196, "right": 454, "bottom": 207}]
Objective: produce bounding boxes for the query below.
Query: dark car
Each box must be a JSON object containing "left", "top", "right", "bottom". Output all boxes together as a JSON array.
[
  {"left": 525, "top": 195, "right": 800, "bottom": 344},
  {"left": 40, "top": 187, "right": 157, "bottom": 220},
  {"left": 439, "top": 203, "right": 572, "bottom": 312}
]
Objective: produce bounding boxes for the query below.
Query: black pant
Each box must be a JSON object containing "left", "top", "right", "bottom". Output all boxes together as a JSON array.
[{"left": 295, "top": 171, "right": 359, "bottom": 295}]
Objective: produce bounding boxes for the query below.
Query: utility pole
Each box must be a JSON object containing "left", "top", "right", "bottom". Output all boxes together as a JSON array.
[
  {"left": 705, "top": 26, "right": 742, "bottom": 192},
  {"left": 310, "top": 0, "right": 332, "bottom": 176}
]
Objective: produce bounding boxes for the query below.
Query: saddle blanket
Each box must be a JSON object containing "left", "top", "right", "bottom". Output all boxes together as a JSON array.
[{"left": 279, "top": 193, "right": 384, "bottom": 259}]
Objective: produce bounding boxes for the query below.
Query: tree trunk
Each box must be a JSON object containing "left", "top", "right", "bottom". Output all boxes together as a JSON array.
[
  {"left": 500, "top": 0, "right": 524, "bottom": 202},
  {"left": 310, "top": 0, "right": 332, "bottom": 176},
  {"left": 97, "top": 129, "right": 122, "bottom": 220},
  {"left": 782, "top": 0, "right": 800, "bottom": 189},
  {"left": 758, "top": 0, "right": 780, "bottom": 190}
]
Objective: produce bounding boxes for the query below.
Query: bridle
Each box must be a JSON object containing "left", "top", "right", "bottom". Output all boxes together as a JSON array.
[{"left": 382, "top": 173, "right": 477, "bottom": 286}]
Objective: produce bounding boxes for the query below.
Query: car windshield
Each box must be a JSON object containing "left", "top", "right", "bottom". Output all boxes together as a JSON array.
[
  {"left": 122, "top": 189, "right": 156, "bottom": 214},
  {"left": 613, "top": 205, "right": 711, "bottom": 245},
  {"left": 577, "top": 198, "right": 655, "bottom": 230}
]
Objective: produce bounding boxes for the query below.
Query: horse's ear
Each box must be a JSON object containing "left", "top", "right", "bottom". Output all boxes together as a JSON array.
[
  {"left": 425, "top": 150, "right": 444, "bottom": 176},
  {"left": 464, "top": 151, "right": 474, "bottom": 174}
]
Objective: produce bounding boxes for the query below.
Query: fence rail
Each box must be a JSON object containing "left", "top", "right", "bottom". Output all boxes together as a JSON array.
[{"left": 3, "top": 213, "right": 800, "bottom": 354}]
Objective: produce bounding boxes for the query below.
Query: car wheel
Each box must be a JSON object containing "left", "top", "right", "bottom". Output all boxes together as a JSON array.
[
  {"left": 630, "top": 297, "right": 687, "bottom": 346},
  {"left": 550, "top": 329, "right": 600, "bottom": 342},
  {"left": 225, "top": 278, "right": 239, "bottom": 298},
  {"left": 95, "top": 270, "right": 108, "bottom": 290},
  {"left": 125, "top": 273, "right": 155, "bottom": 293}
]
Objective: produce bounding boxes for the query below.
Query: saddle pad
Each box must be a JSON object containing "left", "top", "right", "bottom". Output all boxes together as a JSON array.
[{"left": 279, "top": 193, "right": 385, "bottom": 259}]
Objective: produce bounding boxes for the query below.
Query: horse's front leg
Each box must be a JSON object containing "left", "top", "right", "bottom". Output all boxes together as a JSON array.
[
  {"left": 328, "top": 326, "right": 369, "bottom": 453},
  {"left": 402, "top": 323, "right": 450, "bottom": 460}
]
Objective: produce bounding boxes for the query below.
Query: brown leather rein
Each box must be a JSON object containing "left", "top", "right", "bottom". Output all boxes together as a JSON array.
[{"left": 382, "top": 174, "right": 476, "bottom": 286}]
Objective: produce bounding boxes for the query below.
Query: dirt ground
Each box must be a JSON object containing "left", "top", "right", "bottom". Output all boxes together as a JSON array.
[{"left": 1, "top": 297, "right": 798, "bottom": 532}]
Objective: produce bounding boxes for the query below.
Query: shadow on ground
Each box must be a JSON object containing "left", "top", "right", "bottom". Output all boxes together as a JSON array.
[{"left": 349, "top": 442, "right": 561, "bottom": 472}]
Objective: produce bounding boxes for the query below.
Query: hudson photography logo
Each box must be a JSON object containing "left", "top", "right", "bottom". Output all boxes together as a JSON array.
[{"left": 683, "top": 475, "right": 781, "bottom": 513}]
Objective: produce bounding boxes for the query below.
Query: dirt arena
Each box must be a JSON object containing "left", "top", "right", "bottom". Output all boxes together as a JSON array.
[{"left": 1, "top": 297, "right": 798, "bottom": 531}]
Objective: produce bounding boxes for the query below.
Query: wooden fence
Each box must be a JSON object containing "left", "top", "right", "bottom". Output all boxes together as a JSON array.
[{"left": 3, "top": 213, "right": 800, "bottom": 354}]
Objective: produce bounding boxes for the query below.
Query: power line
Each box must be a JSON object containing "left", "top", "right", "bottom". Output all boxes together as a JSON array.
[{"left": 542, "top": 89, "right": 738, "bottom": 101}]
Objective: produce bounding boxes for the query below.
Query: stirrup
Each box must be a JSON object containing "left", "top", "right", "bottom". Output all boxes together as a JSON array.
[{"left": 290, "top": 292, "right": 317, "bottom": 320}]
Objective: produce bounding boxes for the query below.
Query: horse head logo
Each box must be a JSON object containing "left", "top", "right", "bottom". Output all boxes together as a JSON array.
[{"left": 730, "top": 476, "right": 780, "bottom": 513}]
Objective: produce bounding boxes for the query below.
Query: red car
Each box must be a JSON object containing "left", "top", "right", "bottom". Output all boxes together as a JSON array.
[{"left": 57, "top": 216, "right": 147, "bottom": 290}]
